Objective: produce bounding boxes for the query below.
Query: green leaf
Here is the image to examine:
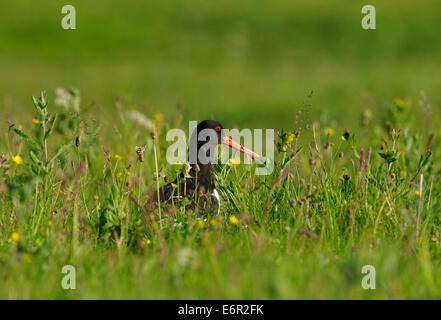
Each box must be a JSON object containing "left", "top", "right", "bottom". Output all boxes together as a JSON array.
[
  {"left": 14, "top": 128, "right": 40, "bottom": 150},
  {"left": 421, "top": 151, "right": 431, "bottom": 168},
  {"left": 32, "top": 96, "right": 45, "bottom": 118},
  {"left": 281, "top": 147, "right": 301, "bottom": 168},
  {"left": 44, "top": 113, "right": 57, "bottom": 140},
  {"left": 40, "top": 91, "right": 47, "bottom": 108},
  {"left": 378, "top": 151, "right": 399, "bottom": 164},
  {"left": 32, "top": 96, "right": 39, "bottom": 108},
  {"left": 29, "top": 151, "right": 41, "bottom": 164},
  {"left": 49, "top": 140, "right": 74, "bottom": 164}
]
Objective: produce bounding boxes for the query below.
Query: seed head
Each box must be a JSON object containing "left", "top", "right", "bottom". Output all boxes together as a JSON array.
[
  {"left": 359, "top": 149, "right": 366, "bottom": 172},
  {"left": 426, "top": 133, "right": 434, "bottom": 151},
  {"left": 385, "top": 122, "right": 393, "bottom": 134},
  {"left": 136, "top": 146, "right": 145, "bottom": 162},
  {"left": 75, "top": 136, "right": 81, "bottom": 148},
  {"left": 290, "top": 199, "right": 297, "bottom": 208}
]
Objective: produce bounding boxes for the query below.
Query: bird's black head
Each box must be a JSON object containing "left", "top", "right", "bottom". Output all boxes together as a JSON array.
[
  {"left": 189, "top": 120, "right": 259, "bottom": 165},
  {"left": 195, "top": 120, "right": 224, "bottom": 145}
]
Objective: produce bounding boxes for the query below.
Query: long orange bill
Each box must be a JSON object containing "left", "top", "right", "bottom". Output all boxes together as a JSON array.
[{"left": 222, "top": 136, "right": 260, "bottom": 158}]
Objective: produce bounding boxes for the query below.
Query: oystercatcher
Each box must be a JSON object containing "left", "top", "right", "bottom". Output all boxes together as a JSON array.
[{"left": 146, "top": 120, "right": 259, "bottom": 213}]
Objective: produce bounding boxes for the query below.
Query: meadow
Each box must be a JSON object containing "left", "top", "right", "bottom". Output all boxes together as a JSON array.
[{"left": 1, "top": 0, "right": 441, "bottom": 299}]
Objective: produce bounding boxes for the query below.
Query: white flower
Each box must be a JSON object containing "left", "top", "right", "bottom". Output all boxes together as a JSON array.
[
  {"left": 126, "top": 110, "right": 154, "bottom": 131},
  {"left": 55, "top": 88, "right": 80, "bottom": 112}
]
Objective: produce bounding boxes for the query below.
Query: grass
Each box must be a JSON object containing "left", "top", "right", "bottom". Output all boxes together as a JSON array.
[
  {"left": 1, "top": 0, "right": 441, "bottom": 299},
  {"left": 1, "top": 89, "right": 441, "bottom": 299},
  {"left": 1, "top": 1, "right": 441, "bottom": 129}
]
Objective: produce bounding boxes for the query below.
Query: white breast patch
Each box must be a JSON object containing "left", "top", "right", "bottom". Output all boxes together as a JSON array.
[{"left": 212, "top": 189, "right": 220, "bottom": 214}]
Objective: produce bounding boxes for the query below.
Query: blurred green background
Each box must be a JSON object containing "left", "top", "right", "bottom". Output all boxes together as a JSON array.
[{"left": 1, "top": 0, "right": 440, "bottom": 129}]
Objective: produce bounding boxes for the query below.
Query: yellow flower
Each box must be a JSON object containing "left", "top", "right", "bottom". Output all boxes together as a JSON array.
[
  {"left": 12, "top": 155, "right": 23, "bottom": 165},
  {"left": 324, "top": 128, "right": 335, "bottom": 137},
  {"left": 11, "top": 232, "right": 20, "bottom": 243},
  {"left": 171, "top": 183, "right": 178, "bottom": 188},
  {"left": 210, "top": 219, "right": 221, "bottom": 228},
  {"left": 47, "top": 221, "right": 53, "bottom": 228},
  {"left": 126, "top": 171, "right": 131, "bottom": 176},
  {"left": 228, "top": 157, "right": 240, "bottom": 167},
  {"left": 115, "top": 154, "right": 123, "bottom": 160},
  {"left": 415, "top": 190, "right": 420, "bottom": 196},
  {"left": 394, "top": 98, "right": 405, "bottom": 109},
  {"left": 32, "top": 118, "right": 40, "bottom": 125},
  {"left": 202, "top": 235, "right": 210, "bottom": 245},
  {"left": 197, "top": 220, "right": 205, "bottom": 228},
  {"left": 285, "top": 133, "right": 294, "bottom": 144},
  {"left": 175, "top": 162, "right": 183, "bottom": 166},
  {"left": 154, "top": 112, "right": 164, "bottom": 123},
  {"left": 229, "top": 215, "right": 239, "bottom": 225},
  {"left": 313, "top": 185, "right": 317, "bottom": 191},
  {"left": 23, "top": 253, "right": 32, "bottom": 264},
  {"left": 145, "top": 239, "right": 152, "bottom": 245},
  {"left": 116, "top": 172, "right": 123, "bottom": 179},
  {"left": 340, "top": 135, "right": 346, "bottom": 141}
]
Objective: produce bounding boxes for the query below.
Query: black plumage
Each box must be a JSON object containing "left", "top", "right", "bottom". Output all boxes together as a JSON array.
[{"left": 146, "top": 120, "right": 258, "bottom": 213}]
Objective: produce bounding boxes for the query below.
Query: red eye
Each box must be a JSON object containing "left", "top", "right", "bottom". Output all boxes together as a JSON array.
[{"left": 215, "top": 126, "right": 221, "bottom": 132}]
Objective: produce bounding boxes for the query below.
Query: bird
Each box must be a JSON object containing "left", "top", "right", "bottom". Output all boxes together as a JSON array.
[{"left": 145, "top": 120, "right": 260, "bottom": 214}]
